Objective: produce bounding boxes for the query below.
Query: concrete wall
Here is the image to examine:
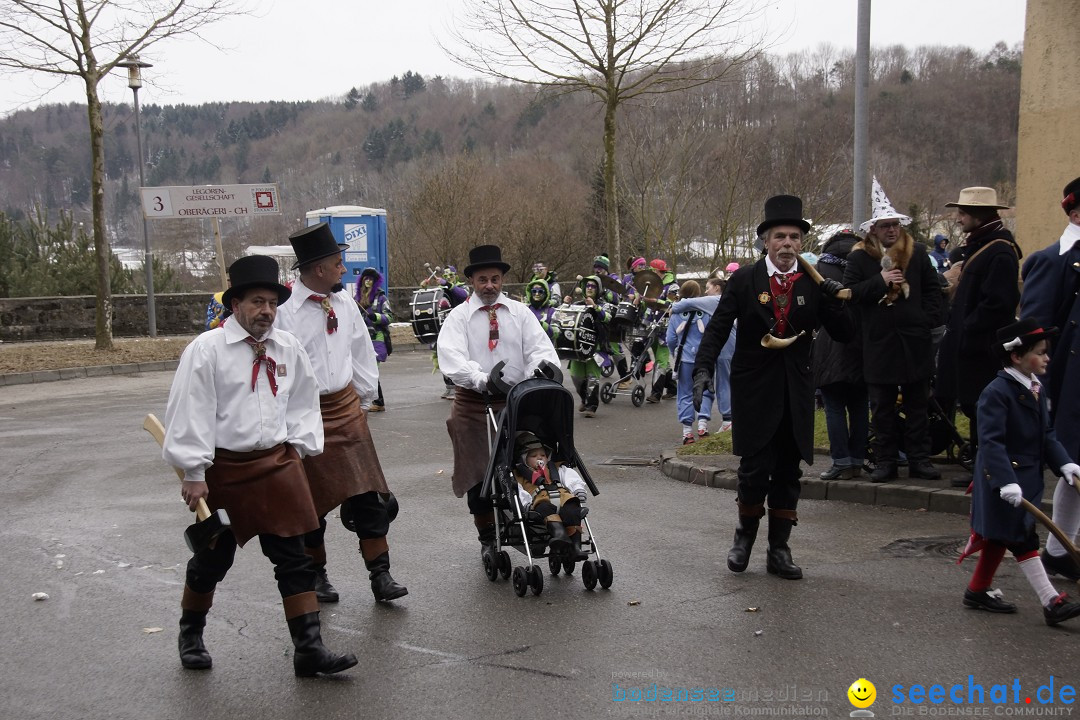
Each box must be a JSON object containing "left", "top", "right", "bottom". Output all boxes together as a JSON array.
[
  {"left": 1014, "top": 0, "right": 1080, "bottom": 257},
  {"left": 0, "top": 284, "right": 528, "bottom": 342}
]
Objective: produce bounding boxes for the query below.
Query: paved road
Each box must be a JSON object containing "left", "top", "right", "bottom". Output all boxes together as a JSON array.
[{"left": 1, "top": 353, "right": 1076, "bottom": 719}]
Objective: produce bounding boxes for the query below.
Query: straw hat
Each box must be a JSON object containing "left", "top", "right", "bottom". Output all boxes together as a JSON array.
[{"left": 945, "top": 186, "right": 1010, "bottom": 210}]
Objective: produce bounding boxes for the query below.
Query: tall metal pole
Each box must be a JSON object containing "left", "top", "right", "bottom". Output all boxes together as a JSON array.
[
  {"left": 853, "top": 0, "right": 871, "bottom": 231},
  {"left": 132, "top": 85, "right": 156, "bottom": 337}
]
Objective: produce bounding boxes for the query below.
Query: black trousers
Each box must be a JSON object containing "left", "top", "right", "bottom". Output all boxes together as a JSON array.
[
  {"left": 304, "top": 491, "right": 392, "bottom": 546},
  {"left": 736, "top": 401, "right": 802, "bottom": 511},
  {"left": 185, "top": 531, "right": 315, "bottom": 599},
  {"left": 868, "top": 379, "right": 932, "bottom": 463}
]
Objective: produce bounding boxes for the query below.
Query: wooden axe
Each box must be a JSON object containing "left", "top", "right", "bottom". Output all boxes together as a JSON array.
[
  {"left": 796, "top": 252, "right": 853, "bottom": 300},
  {"left": 1020, "top": 497, "right": 1080, "bottom": 574},
  {"left": 142, "top": 413, "right": 231, "bottom": 553}
]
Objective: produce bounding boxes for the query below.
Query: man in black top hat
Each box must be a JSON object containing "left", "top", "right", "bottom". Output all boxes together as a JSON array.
[
  {"left": 163, "top": 254, "right": 357, "bottom": 676},
  {"left": 276, "top": 223, "right": 407, "bottom": 605},
  {"left": 692, "top": 195, "right": 853, "bottom": 580},
  {"left": 1019, "top": 176, "right": 1080, "bottom": 581},
  {"left": 437, "top": 244, "right": 560, "bottom": 557}
]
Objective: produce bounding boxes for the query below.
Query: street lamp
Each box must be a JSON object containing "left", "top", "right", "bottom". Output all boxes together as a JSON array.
[{"left": 117, "top": 55, "right": 156, "bottom": 337}]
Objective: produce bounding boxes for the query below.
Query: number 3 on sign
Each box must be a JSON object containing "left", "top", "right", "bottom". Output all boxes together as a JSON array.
[{"left": 141, "top": 187, "right": 174, "bottom": 218}]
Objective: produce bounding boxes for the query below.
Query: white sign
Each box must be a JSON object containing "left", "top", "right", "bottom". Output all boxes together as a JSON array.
[{"left": 141, "top": 184, "right": 281, "bottom": 219}]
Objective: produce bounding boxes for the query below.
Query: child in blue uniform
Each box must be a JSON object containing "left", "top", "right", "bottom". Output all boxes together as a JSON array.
[{"left": 960, "top": 318, "right": 1080, "bottom": 625}]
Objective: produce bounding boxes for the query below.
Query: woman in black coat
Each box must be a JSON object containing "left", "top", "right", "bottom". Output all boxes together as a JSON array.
[{"left": 812, "top": 230, "right": 867, "bottom": 480}]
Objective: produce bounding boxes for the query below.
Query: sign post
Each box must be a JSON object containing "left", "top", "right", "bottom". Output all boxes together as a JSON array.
[{"left": 140, "top": 183, "right": 282, "bottom": 289}]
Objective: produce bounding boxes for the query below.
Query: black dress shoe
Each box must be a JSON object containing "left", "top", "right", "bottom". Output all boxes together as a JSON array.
[
  {"left": 1044, "top": 593, "right": 1080, "bottom": 626},
  {"left": 869, "top": 463, "right": 898, "bottom": 483},
  {"left": 819, "top": 464, "right": 848, "bottom": 480},
  {"left": 909, "top": 460, "right": 942, "bottom": 480},
  {"left": 963, "top": 588, "right": 1017, "bottom": 613},
  {"left": 1041, "top": 550, "right": 1080, "bottom": 581}
]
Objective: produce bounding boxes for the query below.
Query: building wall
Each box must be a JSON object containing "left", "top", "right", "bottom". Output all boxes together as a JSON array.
[{"left": 1015, "top": 0, "right": 1080, "bottom": 257}]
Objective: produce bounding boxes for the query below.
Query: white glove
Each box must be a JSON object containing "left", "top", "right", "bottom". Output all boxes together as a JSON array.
[
  {"left": 999, "top": 483, "right": 1023, "bottom": 508},
  {"left": 1060, "top": 463, "right": 1080, "bottom": 486}
]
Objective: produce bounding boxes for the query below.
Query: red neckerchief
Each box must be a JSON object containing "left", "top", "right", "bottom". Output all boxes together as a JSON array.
[
  {"left": 768, "top": 272, "right": 802, "bottom": 337},
  {"left": 480, "top": 303, "right": 503, "bottom": 350},
  {"left": 308, "top": 294, "right": 338, "bottom": 334},
  {"left": 242, "top": 336, "right": 278, "bottom": 396}
]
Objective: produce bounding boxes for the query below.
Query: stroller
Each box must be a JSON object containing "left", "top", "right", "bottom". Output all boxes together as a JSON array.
[
  {"left": 599, "top": 317, "right": 666, "bottom": 407},
  {"left": 478, "top": 373, "right": 613, "bottom": 597}
]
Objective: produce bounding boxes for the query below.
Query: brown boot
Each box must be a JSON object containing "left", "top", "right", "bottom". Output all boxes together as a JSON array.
[{"left": 178, "top": 586, "right": 213, "bottom": 670}]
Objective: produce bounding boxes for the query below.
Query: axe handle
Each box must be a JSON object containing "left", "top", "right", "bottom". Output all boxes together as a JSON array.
[
  {"left": 1021, "top": 497, "right": 1080, "bottom": 568},
  {"left": 796, "top": 253, "right": 853, "bottom": 300},
  {"left": 143, "top": 413, "right": 211, "bottom": 522}
]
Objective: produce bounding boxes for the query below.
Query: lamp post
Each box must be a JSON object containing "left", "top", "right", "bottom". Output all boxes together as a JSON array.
[{"left": 118, "top": 55, "right": 156, "bottom": 337}]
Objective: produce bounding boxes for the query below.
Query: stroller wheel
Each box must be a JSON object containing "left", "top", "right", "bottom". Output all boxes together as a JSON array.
[
  {"left": 482, "top": 550, "right": 499, "bottom": 582},
  {"left": 600, "top": 382, "right": 614, "bottom": 404},
  {"left": 562, "top": 559, "right": 576, "bottom": 576},
  {"left": 600, "top": 362, "right": 614, "bottom": 378},
  {"left": 958, "top": 442, "right": 975, "bottom": 472},
  {"left": 512, "top": 566, "right": 529, "bottom": 597},
  {"left": 498, "top": 550, "right": 512, "bottom": 579},
  {"left": 598, "top": 559, "right": 614, "bottom": 589},
  {"left": 548, "top": 554, "right": 562, "bottom": 576},
  {"left": 631, "top": 386, "right": 646, "bottom": 407},
  {"left": 528, "top": 565, "right": 544, "bottom": 596},
  {"left": 582, "top": 560, "right": 599, "bottom": 591}
]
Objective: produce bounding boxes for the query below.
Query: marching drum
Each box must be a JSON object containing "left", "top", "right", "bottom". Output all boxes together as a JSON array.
[
  {"left": 410, "top": 287, "right": 449, "bottom": 344},
  {"left": 551, "top": 305, "right": 598, "bottom": 361},
  {"left": 611, "top": 301, "right": 638, "bottom": 328}
]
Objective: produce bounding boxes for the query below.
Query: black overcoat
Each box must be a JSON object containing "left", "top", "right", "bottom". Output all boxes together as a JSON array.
[
  {"left": 812, "top": 235, "right": 863, "bottom": 388},
  {"left": 843, "top": 242, "right": 942, "bottom": 385},
  {"left": 694, "top": 259, "right": 854, "bottom": 462}
]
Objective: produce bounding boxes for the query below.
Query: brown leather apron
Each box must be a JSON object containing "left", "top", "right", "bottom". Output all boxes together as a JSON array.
[
  {"left": 447, "top": 387, "right": 505, "bottom": 497},
  {"left": 206, "top": 444, "right": 319, "bottom": 547},
  {"left": 302, "top": 384, "right": 388, "bottom": 517}
]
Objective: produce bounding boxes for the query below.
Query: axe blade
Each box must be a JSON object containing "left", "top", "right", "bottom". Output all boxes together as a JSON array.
[{"left": 184, "top": 507, "right": 231, "bottom": 553}]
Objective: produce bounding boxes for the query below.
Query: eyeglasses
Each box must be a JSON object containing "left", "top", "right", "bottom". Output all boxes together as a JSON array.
[{"left": 876, "top": 221, "right": 901, "bottom": 229}]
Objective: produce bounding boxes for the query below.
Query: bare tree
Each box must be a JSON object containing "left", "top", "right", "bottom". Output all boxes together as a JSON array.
[
  {"left": 446, "top": 0, "right": 765, "bottom": 272},
  {"left": 0, "top": 0, "right": 240, "bottom": 349}
]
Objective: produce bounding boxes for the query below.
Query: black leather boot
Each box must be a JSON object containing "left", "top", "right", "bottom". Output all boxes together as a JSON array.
[
  {"left": 546, "top": 520, "right": 570, "bottom": 554},
  {"left": 288, "top": 612, "right": 359, "bottom": 677},
  {"left": 178, "top": 609, "right": 212, "bottom": 670},
  {"left": 475, "top": 511, "right": 496, "bottom": 559},
  {"left": 765, "top": 511, "right": 803, "bottom": 580},
  {"left": 365, "top": 551, "right": 408, "bottom": 602},
  {"left": 305, "top": 545, "right": 339, "bottom": 603},
  {"left": 727, "top": 516, "right": 760, "bottom": 572}
]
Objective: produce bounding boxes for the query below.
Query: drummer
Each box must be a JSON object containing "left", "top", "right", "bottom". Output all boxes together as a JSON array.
[
  {"left": 420, "top": 265, "right": 470, "bottom": 399},
  {"left": 635, "top": 258, "right": 677, "bottom": 403},
  {"left": 526, "top": 277, "right": 559, "bottom": 340},
  {"left": 530, "top": 262, "right": 562, "bottom": 308},
  {"left": 593, "top": 254, "right": 632, "bottom": 384},
  {"left": 562, "top": 275, "right": 614, "bottom": 418}
]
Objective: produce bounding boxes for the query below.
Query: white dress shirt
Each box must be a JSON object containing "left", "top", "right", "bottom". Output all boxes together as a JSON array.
[
  {"left": 765, "top": 255, "right": 797, "bottom": 277},
  {"left": 1057, "top": 221, "right": 1080, "bottom": 255},
  {"left": 275, "top": 278, "right": 379, "bottom": 405},
  {"left": 163, "top": 320, "right": 324, "bottom": 483},
  {"left": 437, "top": 291, "right": 559, "bottom": 392},
  {"left": 1004, "top": 367, "right": 1038, "bottom": 393}
]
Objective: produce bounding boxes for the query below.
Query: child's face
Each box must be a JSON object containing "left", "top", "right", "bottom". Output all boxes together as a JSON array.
[
  {"left": 1014, "top": 339, "right": 1050, "bottom": 377},
  {"left": 525, "top": 447, "right": 547, "bottom": 469}
]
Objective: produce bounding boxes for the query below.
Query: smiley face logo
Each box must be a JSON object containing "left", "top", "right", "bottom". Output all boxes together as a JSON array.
[{"left": 848, "top": 678, "right": 876, "bottom": 709}]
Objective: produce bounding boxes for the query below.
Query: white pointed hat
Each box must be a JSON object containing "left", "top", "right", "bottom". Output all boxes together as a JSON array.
[{"left": 859, "top": 176, "right": 912, "bottom": 234}]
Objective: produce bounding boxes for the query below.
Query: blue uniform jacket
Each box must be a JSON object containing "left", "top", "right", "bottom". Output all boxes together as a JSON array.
[{"left": 972, "top": 371, "right": 1072, "bottom": 544}]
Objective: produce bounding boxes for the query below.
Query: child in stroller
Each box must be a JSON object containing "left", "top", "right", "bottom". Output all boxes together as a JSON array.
[{"left": 478, "top": 375, "right": 613, "bottom": 596}]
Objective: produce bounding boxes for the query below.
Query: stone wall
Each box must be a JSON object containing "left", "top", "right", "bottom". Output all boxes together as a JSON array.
[{"left": 0, "top": 284, "right": 527, "bottom": 342}]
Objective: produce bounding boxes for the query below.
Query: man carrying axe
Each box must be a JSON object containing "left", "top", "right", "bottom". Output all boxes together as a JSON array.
[
  {"left": 162, "top": 254, "right": 357, "bottom": 676},
  {"left": 276, "top": 223, "right": 407, "bottom": 604},
  {"left": 692, "top": 195, "right": 853, "bottom": 580}
]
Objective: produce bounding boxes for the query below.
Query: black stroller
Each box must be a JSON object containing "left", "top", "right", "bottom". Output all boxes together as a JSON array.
[
  {"left": 478, "top": 374, "right": 612, "bottom": 597},
  {"left": 599, "top": 318, "right": 665, "bottom": 407}
]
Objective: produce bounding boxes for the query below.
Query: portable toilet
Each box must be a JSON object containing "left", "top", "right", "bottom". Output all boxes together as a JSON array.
[{"left": 304, "top": 205, "right": 389, "bottom": 297}]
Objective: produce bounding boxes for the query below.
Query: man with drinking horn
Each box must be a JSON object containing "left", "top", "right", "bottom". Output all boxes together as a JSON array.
[
  {"left": 437, "top": 244, "right": 561, "bottom": 556},
  {"left": 276, "top": 223, "right": 407, "bottom": 605},
  {"left": 163, "top": 254, "right": 357, "bottom": 676},
  {"left": 692, "top": 195, "right": 854, "bottom": 580}
]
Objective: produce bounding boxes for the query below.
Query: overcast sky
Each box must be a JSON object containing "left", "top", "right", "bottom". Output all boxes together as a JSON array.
[{"left": 1, "top": 0, "right": 1026, "bottom": 116}]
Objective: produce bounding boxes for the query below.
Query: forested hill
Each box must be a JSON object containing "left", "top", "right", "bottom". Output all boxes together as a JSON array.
[{"left": 0, "top": 43, "right": 1020, "bottom": 289}]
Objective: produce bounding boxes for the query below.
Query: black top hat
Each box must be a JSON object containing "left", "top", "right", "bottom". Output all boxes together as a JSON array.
[
  {"left": 464, "top": 244, "right": 511, "bottom": 277},
  {"left": 222, "top": 255, "right": 291, "bottom": 308},
  {"left": 756, "top": 195, "right": 811, "bottom": 237},
  {"left": 1062, "top": 177, "right": 1080, "bottom": 215},
  {"left": 996, "top": 317, "right": 1058, "bottom": 351},
  {"left": 288, "top": 222, "right": 348, "bottom": 270}
]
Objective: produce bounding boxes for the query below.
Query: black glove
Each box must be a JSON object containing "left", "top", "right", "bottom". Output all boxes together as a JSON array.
[
  {"left": 692, "top": 367, "right": 714, "bottom": 412},
  {"left": 820, "top": 278, "right": 844, "bottom": 298}
]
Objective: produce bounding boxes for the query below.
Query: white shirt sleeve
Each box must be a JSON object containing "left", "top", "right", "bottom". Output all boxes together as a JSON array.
[
  {"left": 282, "top": 334, "right": 324, "bottom": 458},
  {"left": 163, "top": 338, "right": 218, "bottom": 483},
  {"left": 559, "top": 465, "right": 588, "bottom": 501},
  {"left": 520, "top": 306, "right": 560, "bottom": 376},
  {"left": 343, "top": 298, "right": 379, "bottom": 404},
  {"left": 437, "top": 304, "right": 490, "bottom": 392}
]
